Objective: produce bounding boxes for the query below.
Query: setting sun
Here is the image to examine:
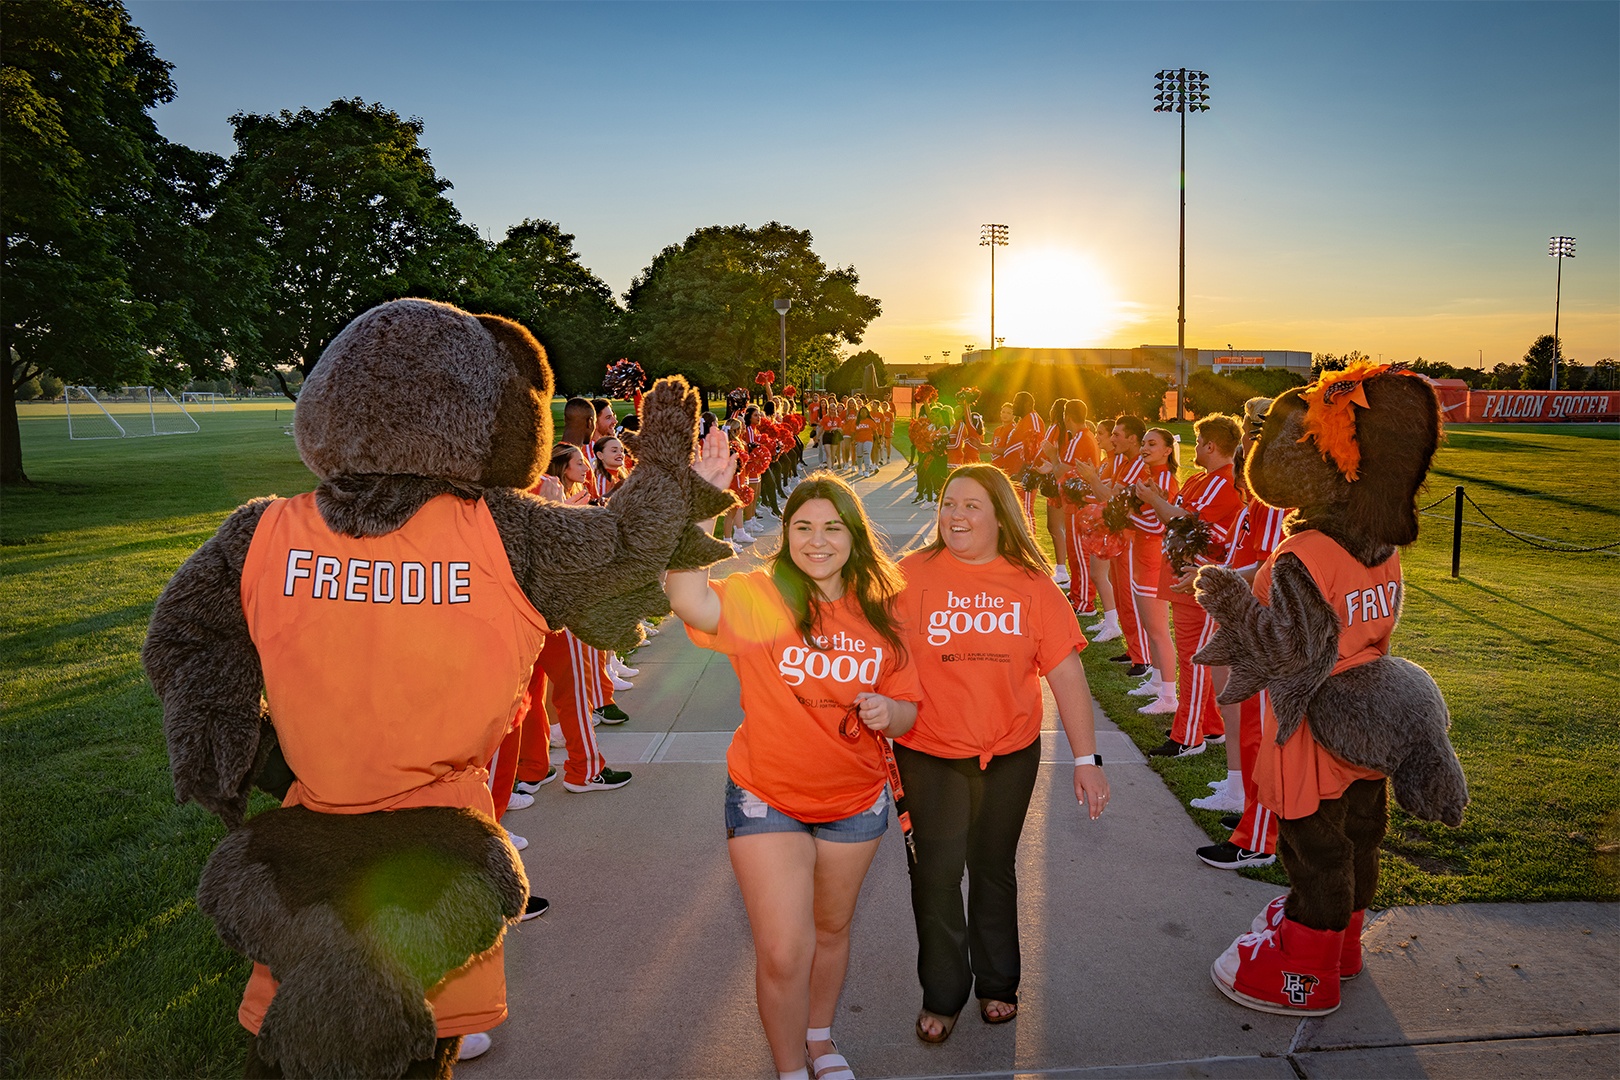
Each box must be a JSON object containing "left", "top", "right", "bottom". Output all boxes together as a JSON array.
[{"left": 963, "top": 247, "right": 1138, "bottom": 349}]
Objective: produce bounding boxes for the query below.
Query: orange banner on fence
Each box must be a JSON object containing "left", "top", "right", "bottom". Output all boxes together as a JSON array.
[
  {"left": 1466, "top": 391, "right": 1620, "bottom": 423},
  {"left": 892, "top": 387, "right": 914, "bottom": 418}
]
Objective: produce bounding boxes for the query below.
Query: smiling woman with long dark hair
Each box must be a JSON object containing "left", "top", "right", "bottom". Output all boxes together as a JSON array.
[
  {"left": 894, "top": 463, "right": 1110, "bottom": 1043},
  {"left": 666, "top": 437, "right": 921, "bottom": 1080}
]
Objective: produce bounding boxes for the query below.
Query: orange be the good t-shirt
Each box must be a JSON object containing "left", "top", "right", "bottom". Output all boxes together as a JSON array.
[
  {"left": 897, "top": 550, "right": 1086, "bottom": 767},
  {"left": 686, "top": 570, "right": 922, "bottom": 821},
  {"left": 854, "top": 419, "right": 876, "bottom": 442},
  {"left": 237, "top": 491, "right": 549, "bottom": 1037},
  {"left": 1251, "top": 529, "right": 1393, "bottom": 819}
]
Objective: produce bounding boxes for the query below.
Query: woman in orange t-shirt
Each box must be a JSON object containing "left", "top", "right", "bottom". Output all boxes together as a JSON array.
[
  {"left": 668, "top": 445, "right": 921, "bottom": 1080},
  {"left": 896, "top": 463, "right": 1110, "bottom": 1043}
]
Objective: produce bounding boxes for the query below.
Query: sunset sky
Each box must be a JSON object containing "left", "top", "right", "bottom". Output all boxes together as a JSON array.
[{"left": 130, "top": 1, "right": 1618, "bottom": 370}]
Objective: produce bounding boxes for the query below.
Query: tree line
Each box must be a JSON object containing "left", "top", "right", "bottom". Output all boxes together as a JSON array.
[
  {"left": 1, "top": 0, "right": 880, "bottom": 483},
  {"left": 1314, "top": 340, "right": 1617, "bottom": 392}
]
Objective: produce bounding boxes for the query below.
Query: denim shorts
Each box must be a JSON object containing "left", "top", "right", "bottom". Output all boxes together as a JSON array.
[{"left": 724, "top": 777, "right": 890, "bottom": 843}]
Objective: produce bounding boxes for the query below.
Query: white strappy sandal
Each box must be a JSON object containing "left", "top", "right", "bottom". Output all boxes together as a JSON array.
[{"left": 805, "top": 1026, "right": 854, "bottom": 1080}]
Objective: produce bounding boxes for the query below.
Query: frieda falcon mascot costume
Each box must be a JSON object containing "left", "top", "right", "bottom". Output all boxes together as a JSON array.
[{"left": 1192, "top": 361, "right": 1469, "bottom": 1017}]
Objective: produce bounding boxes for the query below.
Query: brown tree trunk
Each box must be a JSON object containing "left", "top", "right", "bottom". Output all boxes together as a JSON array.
[{"left": 2, "top": 355, "right": 30, "bottom": 486}]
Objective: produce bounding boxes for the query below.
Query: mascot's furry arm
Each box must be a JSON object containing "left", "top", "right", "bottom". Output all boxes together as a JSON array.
[
  {"left": 487, "top": 376, "right": 737, "bottom": 654},
  {"left": 1192, "top": 555, "right": 1340, "bottom": 743},
  {"left": 142, "top": 498, "right": 282, "bottom": 827}
]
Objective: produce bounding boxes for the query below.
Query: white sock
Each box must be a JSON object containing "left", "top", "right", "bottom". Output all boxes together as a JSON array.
[
  {"left": 1228, "top": 770, "right": 1242, "bottom": 787},
  {"left": 778, "top": 1071, "right": 810, "bottom": 1080}
]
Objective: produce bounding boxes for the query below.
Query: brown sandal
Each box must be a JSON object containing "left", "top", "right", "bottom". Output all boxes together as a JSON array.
[
  {"left": 979, "top": 998, "right": 1018, "bottom": 1024},
  {"left": 915, "top": 1007, "right": 960, "bottom": 1043}
]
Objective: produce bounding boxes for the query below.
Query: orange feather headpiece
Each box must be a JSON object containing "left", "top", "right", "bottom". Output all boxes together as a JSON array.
[{"left": 1297, "top": 360, "right": 1415, "bottom": 481}]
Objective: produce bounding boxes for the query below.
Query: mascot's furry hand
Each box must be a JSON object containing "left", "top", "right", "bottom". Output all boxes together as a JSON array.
[
  {"left": 1308, "top": 658, "right": 1468, "bottom": 826},
  {"left": 1193, "top": 559, "right": 1338, "bottom": 744},
  {"left": 488, "top": 375, "right": 737, "bottom": 654},
  {"left": 198, "top": 807, "right": 527, "bottom": 1079}
]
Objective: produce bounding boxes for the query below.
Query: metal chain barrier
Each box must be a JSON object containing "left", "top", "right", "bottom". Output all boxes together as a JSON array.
[{"left": 1459, "top": 491, "right": 1620, "bottom": 553}]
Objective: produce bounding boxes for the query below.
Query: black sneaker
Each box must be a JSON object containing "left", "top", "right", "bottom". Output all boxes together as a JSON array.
[
  {"left": 1108, "top": 653, "right": 1136, "bottom": 664},
  {"left": 513, "top": 766, "right": 558, "bottom": 795},
  {"left": 1219, "top": 813, "right": 1242, "bottom": 831},
  {"left": 1124, "top": 663, "right": 1152, "bottom": 678},
  {"left": 592, "top": 703, "right": 629, "bottom": 725},
  {"left": 1147, "top": 738, "right": 1206, "bottom": 759},
  {"left": 563, "top": 766, "right": 632, "bottom": 793},
  {"left": 521, "top": 895, "right": 550, "bottom": 921},
  {"left": 1204, "top": 734, "right": 1227, "bottom": 746},
  {"left": 1196, "top": 840, "right": 1276, "bottom": 870}
]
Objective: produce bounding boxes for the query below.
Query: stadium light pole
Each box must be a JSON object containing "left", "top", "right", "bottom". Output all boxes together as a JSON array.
[
  {"left": 774, "top": 298, "right": 792, "bottom": 386},
  {"left": 1155, "top": 68, "right": 1210, "bottom": 420},
  {"left": 1548, "top": 236, "right": 1575, "bottom": 390},
  {"left": 980, "top": 224, "right": 1008, "bottom": 357}
]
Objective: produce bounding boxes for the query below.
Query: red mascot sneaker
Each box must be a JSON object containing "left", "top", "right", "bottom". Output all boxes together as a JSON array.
[
  {"left": 1212, "top": 915, "right": 1343, "bottom": 1016},
  {"left": 1248, "top": 897, "right": 1365, "bottom": 980},
  {"left": 1340, "top": 908, "right": 1365, "bottom": 980}
]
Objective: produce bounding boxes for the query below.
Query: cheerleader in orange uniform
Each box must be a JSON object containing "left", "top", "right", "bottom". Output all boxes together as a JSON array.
[{"left": 1122, "top": 427, "right": 1180, "bottom": 716}]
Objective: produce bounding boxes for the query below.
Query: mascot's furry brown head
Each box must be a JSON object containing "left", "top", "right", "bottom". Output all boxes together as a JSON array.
[
  {"left": 1194, "top": 362, "right": 1468, "bottom": 827},
  {"left": 142, "top": 298, "right": 739, "bottom": 1077},
  {"left": 1244, "top": 364, "right": 1441, "bottom": 566}
]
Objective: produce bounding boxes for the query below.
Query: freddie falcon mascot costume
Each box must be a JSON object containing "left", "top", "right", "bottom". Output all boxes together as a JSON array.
[
  {"left": 141, "top": 299, "right": 737, "bottom": 1077},
  {"left": 1191, "top": 361, "right": 1469, "bottom": 1017}
]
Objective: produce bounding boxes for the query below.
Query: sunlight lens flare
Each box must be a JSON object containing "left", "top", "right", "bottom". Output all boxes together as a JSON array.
[{"left": 968, "top": 248, "right": 1134, "bottom": 348}]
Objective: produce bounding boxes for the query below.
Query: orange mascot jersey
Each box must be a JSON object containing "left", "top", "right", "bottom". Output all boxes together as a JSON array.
[
  {"left": 237, "top": 492, "right": 550, "bottom": 1037},
  {"left": 1252, "top": 530, "right": 1392, "bottom": 820}
]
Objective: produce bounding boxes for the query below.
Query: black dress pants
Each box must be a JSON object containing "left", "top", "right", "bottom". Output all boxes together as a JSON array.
[{"left": 894, "top": 739, "right": 1041, "bottom": 1015}]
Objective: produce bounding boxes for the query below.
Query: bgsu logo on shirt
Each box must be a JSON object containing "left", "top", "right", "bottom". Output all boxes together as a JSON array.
[
  {"left": 925, "top": 589, "right": 1025, "bottom": 645},
  {"left": 778, "top": 630, "right": 884, "bottom": 686}
]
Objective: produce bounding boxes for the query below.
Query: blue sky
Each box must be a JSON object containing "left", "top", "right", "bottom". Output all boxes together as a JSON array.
[{"left": 130, "top": 1, "right": 1618, "bottom": 368}]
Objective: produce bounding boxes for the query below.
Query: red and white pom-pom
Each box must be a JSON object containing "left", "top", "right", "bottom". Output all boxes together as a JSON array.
[{"left": 783, "top": 384, "right": 798, "bottom": 398}]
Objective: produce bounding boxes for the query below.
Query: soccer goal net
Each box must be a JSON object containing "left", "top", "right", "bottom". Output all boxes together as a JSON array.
[
  {"left": 181, "top": 391, "right": 227, "bottom": 410},
  {"left": 65, "top": 387, "right": 201, "bottom": 440}
]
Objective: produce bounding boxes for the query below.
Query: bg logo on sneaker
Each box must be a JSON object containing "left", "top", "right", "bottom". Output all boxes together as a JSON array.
[{"left": 1281, "top": 972, "right": 1320, "bottom": 1005}]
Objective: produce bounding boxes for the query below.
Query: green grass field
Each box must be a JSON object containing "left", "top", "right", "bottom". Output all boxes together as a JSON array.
[{"left": 2, "top": 407, "right": 1616, "bottom": 1075}]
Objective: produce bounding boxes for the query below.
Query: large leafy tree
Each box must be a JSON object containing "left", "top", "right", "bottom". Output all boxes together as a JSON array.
[
  {"left": 216, "top": 98, "right": 487, "bottom": 396},
  {"left": 1520, "top": 334, "right": 1557, "bottom": 390},
  {"left": 488, "top": 220, "right": 624, "bottom": 395},
  {"left": 624, "top": 223, "right": 881, "bottom": 399},
  {"left": 1, "top": 0, "right": 235, "bottom": 484}
]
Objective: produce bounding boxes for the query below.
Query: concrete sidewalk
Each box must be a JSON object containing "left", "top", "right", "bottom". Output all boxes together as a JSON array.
[{"left": 472, "top": 456, "right": 1619, "bottom": 1079}]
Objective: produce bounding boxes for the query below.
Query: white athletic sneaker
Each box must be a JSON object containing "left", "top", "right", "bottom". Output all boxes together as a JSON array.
[
  {"left": 640, "top": 620, "right": 660, "bottom": 636},
  {"left": 1091, "top": 614, "right": 1123, "bottom": 643},
  {"left": 458, "top": 1033, "right": 492, "bottom": 1061},
  {"left": 730, "top": 530, "right": 755, "bottom": 545},
  {"left": 1127, "top": 678, "right": 1161, "bottom": 697},
  {"left": 608, "top": 672, "right": 633, "bottom": 692},
  {"left": 1138, "top": 693, "right": 1179, "bottom": 715},
  {"left": 611, "top": 657, "right": 640, "bottom": 677},
  {"left": 504, "top": 829, "right": 528, "bottom": 851},
  {"left": 1053, "top": 565, "right": 1071, "bottom": 588},
  {"left": 1191, "top": 786, "right": 1246, "bottom": 813},
  {"left": 506, "top": 790, "right": 534, "bottom": 812}
]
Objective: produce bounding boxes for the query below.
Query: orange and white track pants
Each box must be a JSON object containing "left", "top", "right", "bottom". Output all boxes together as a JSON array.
[
  {"left": 1168, "top": 603, "right": 1224, "bottom": 745},
  {"left": 1108, "top": 548, "right": 1150, "bottom": 665},
  {"left": 486, "top": 658, "right": 551, "bottom": 820},
  {"left": 1064, "top": 506, "right": 1094, "bottom": 611},
  {"left": 1230, "top": 695, "right": 1277, "bottom": 854},
  {"left": 538, "top": 629, "right": 607, "bottom": 786}
]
